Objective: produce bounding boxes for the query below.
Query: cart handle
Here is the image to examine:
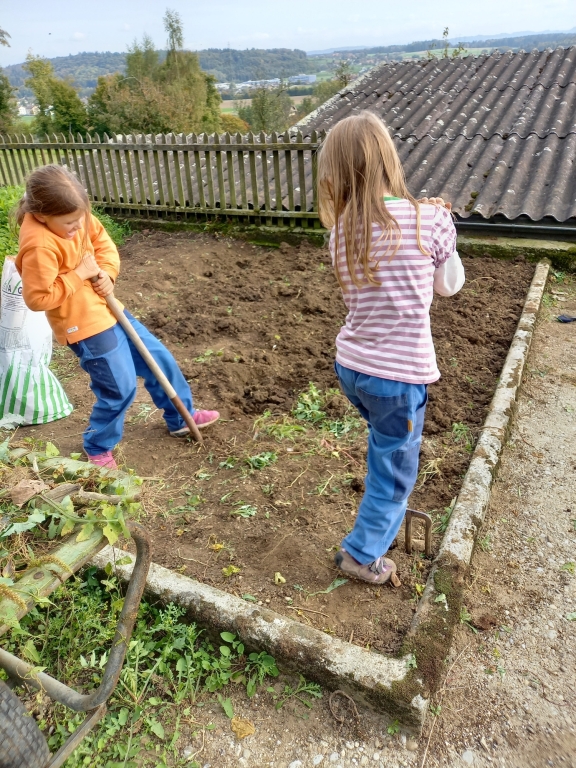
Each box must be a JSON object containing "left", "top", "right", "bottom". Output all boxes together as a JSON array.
[{"left": 0, "top": 522, "right": 151, "bottom": 712}]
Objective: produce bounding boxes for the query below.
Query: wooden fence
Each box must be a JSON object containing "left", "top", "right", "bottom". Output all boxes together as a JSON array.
[{"left": 0, "top": 131, "right": 325, "bottom": 229}]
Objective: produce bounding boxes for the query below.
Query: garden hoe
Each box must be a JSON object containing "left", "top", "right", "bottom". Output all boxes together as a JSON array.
[{"left": 91, "top": 277, "right": 203, "bottom": 444}]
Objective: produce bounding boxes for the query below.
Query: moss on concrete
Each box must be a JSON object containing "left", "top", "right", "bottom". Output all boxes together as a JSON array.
[
  {"left": 102, "top": 214, "right": 327, "bottom": 248},
  {"left": 400, "top": 559, "right": 467, "bottom": 705},
  {"left": 458, "top": 235, "right": 576, "bottom": 271}
]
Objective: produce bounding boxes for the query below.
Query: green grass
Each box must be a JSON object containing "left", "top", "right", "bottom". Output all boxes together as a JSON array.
[
  {"left": 91, "top": 208, "right": 132, "bottom": 246},
  {"left": 3, "top": 570, "right": 282, "bottom": 767},
  {"left": 0, "top": 185, "right": 24, "bottom": 269}
]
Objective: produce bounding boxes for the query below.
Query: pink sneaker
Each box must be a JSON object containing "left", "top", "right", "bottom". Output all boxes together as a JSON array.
[
  {"left": 85, "top": 450, "right": 118, "bottom": 469},
  {"left": 170, "top": 410, "right": 220, "bottom": 437}
]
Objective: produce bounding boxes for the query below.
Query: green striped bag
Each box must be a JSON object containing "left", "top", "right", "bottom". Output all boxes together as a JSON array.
[{"left": 0, "top": 258, "right": 73, "bottom": 428}]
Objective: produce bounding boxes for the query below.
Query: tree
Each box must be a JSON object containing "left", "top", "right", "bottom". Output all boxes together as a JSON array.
[
  {"left": 238, "top": 86, "right": 292, "bottom": 133},
  {"left": 24, "top": 53, "right": 88, "bottom": 136},
  {"left": 0, "top": 26, "right": 10, "bottom": 47},
  {"left": 220, "top": 113, "right": 249, "bottom": 133},
  {"left": 426, "top": 28, "right": 467, "bottom": 60},
  {"left": 23, "top": 55, "right": 54, "bottom": 135},
  {"left": 334, "top": 60, "right": 354, "bottom": 87},
  {"left": 88, "top": 10, "right": 222, "bottom": 135},
  {"left": 0, "top": 72, "right": 17, "bottom": 134},
  {"left": 125, "top": 35, "right": 159, "bottom": 80}
]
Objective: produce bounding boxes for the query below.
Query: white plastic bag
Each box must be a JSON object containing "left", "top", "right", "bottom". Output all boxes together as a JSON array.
[{"left": 0, "top": 257, "right": 73, "bottom": 428}]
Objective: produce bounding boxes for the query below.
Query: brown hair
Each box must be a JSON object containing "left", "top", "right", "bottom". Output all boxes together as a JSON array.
[
  {"left": 317, "top": 111, "right": 428, "bottom": 291},
  {"left": 15, "top": 164, "right": 90, "bottom": 226}
]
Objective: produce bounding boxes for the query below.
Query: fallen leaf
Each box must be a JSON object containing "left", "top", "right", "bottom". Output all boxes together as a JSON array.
[
  {"left": 10, "top": 479, "right": 48, "bottom": 507},
  {"left": 231, "top": 716, "right": 255, "bottom": 740},
  {"left": 507, "top": 561, "right": 520, "bottom": 569},
  {"left": 274, "top": 572, "right": 286, "bottom": 584},
  {"left": 390, "top": 573, "right": 402, "bottom": 588}
]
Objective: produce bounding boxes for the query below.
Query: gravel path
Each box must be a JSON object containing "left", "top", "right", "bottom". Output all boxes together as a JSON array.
[{"left": 181, "top": 278, "right": 576, "bottom": 768}]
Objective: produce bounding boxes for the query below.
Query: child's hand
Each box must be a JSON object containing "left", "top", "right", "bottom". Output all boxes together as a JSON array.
[
  {"left": 419, "top": 196, "right": 452, "bottom": 211},
  {"left": 74, "top": 253, "right": 101, "bottom": 281},
  {"left": 91, "top": 270, "right": 114, "bottom": 298}
]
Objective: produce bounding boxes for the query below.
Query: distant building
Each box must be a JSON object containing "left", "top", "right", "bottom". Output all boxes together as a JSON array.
[{"left": 288, "top": 74, "right": 317, "bottom": 85}]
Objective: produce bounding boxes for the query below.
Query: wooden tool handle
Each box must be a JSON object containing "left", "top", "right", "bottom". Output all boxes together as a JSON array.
[{"left": 91, "top": 280, "right": 203, "bottom": 444}]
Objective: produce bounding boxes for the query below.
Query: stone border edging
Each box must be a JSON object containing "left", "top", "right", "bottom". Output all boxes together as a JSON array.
[
  {"left": 437, "top": 260, "right": 548, "bottom": 566},
  {"left": 409, "top": 261, "right": 549, "bottom": 640},
  {"left": 92, "top": 261, "right": 549, "bottom": 727}
]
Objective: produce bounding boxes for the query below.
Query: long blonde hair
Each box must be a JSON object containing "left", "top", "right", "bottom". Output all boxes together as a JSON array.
[{"left": 317, "top": 111, "right": 428, "bottom": 290}]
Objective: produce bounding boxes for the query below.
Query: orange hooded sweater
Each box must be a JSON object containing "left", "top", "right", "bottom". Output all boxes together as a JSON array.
[{"left": 15, "top": 212, "right": 123, "bottom": 345}]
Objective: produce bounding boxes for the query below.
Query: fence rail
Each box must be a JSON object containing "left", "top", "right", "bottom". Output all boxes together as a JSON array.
[{"left": 0, "top": 131, "right": 325, "bottom": 228}]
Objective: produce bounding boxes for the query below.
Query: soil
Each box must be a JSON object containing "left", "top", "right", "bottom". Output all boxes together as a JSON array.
[{"left": 13, "top": 231, "right": 535, "bottom": 655}]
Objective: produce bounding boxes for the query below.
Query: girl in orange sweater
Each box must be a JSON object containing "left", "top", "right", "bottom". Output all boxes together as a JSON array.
[{"left": 15, "top": 165, "right": 219, "bottom": 468}]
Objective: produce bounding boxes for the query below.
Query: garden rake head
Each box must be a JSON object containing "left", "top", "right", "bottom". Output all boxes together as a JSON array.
[{"left": 404, "top": 508, "right": 433, "bottom": 557}]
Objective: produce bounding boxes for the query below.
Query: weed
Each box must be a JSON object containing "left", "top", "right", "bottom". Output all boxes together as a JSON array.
[
  {"left": 217, "top": 694, "right": 234, "bottom": 718},
  {"left": 261, "top": 483, "right": 275, "bottom": 496},
  {"left": 230, "top": 503, "right": 257, "bottom": 518},
  {"left": 268, "top": 674, "right": 322, "bottom": 710},
  {"left": 429, "top": 704, "right": 442, "bottom": 716},
  {"left": 324, "top": 415, "right": 362, "bottom": 439},
  {"left": 127, "top": 403, "right": 156, "bottom": 424},
  {"left": 219, "top": 457, "right": 238, "bottom": 469},
  {"left": 479, "top": 534, "right": 492, "bottom": 552},
  {"left": 292, "top": 383, "right": 327, "bottom": 424},
  {"left": 92, "top": 209, "right": 132, "bottom": 246},
  {"left": 193, "top": 349, "right": 223, "bottom": 364},
  {"left": 451, "top": 422, "right": 475, "bottom": 452},
  {"left": 551, "top": 270, "right": 566, "bottom": 284},
  {"left": 432, "top": 498, "right": 455, "bottom": 534},
  {"left": 417, "top": 457, "right": 443, "bottom": 488},
  {"left": 460, "top": 606, "right": 478, "bottom": 633},
  {"left": 253, "top": 412, "right": 307, "bottom": 441},
  {"left": 307, "top": 577, "right": 348, "bottom": 598},
  {"left": 3, "top": 572, "right": 280, "bottom": 767},
  {"left": 222, "top": 565, "right": 241, "bottom": 577},
  {"left": 245, "top": 452, "right": 277, "bottom": 470},
  {"left": 387, "top": 719, "right": 400, "bottom": 735},
  {"left": 561, "top": 562, "right": 575, "bottom": 574}
]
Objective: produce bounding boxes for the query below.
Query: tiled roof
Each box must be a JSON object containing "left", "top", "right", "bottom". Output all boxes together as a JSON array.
[{"left": 298, "top": 48, "right": 576, "bottom": 222}]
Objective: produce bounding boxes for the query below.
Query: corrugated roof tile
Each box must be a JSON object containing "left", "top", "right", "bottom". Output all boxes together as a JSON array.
[{"left": 298, "top": 47, "right": 576, "bottom": 221}]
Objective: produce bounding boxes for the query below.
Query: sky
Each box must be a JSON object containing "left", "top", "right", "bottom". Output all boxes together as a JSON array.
[{"left": 2, "top": 0, "right": 575, "bottom": 65}]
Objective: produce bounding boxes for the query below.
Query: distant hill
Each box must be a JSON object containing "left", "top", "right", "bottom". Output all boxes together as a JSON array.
[
  {"left": 198, "top": 48, "right": 321, "bottom": 83},
  {"left": 329, "top": 30, "right": 576, "bottom": 57},
  {"left": 5, "top": 52, "right": 126, "bottom": 97},
  {"left": 6, "top": 31, "right": 576, "bottom": 100},
  {"left": 4, "top": 48, "right": 322, "bottom": 98}
]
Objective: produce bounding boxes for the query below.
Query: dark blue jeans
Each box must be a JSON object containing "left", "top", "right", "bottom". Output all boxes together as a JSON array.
[
  {"left": 69, "top": 311, "right": 194, "bottom": 454},
  {"left": 335, "top": 361, "right": 427, "bottom": 564}
]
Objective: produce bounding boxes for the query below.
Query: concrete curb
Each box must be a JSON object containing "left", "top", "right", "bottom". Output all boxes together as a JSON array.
[
  {"left": 437, "top": 260, "right": 549, "bottom": 566},
  {"left": 409, "top": 261, "right": 549, "bottom": 637},
  {"left": 92, "top": 548, "right": 426, "bottom": 726},
  {"left": 92, "top": 261, "right": 549, "bottom": 727}
]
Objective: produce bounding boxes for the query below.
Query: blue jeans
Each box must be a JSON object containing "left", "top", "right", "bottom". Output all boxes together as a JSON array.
[
  {"left": 335, "top": 362, "right": 427, "bottom": 564},
  {"left": 69, "top": 311, "right": 194, "bottom": 454}
]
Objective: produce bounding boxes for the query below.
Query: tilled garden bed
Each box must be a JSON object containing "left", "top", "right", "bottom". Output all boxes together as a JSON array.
[{"left": 14, "top": 231, "right": 535, "bottom": 655}]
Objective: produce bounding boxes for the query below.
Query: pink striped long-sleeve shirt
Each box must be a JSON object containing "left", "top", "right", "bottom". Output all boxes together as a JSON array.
[{"left": 330, "top": 200, "right": 463, "bottom": 384}]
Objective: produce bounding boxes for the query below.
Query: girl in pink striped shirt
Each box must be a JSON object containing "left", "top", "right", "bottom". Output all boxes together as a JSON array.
[{"left": 318, "top": 111, "right": 464, "bottom": 585}]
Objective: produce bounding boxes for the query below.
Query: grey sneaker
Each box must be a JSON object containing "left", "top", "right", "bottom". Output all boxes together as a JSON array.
[{"left": 334, "top": 548, "right": 397, "bottom": 585}]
